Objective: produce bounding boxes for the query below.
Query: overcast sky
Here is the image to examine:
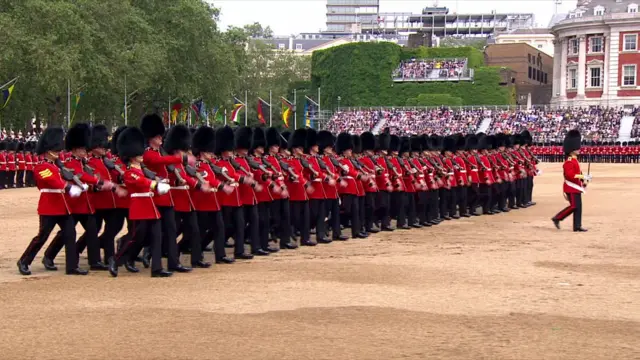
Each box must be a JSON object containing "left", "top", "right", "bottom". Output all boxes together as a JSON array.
[{"left": 210, "top": 0, "right": 577, "bottom": 35}]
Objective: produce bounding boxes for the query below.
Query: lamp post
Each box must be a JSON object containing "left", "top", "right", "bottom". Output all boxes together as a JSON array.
[{"left": 337, "top": 96, "right": 341, "bottom": 110}]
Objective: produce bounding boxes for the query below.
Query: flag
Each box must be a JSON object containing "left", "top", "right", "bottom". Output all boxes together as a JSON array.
[
  {"left": 191, "top": 99, "right": 204, "bottom": 121},
  {"left": 71, "top": 91, "right": 84, "bottom": 122},
  {"left": 230, "top": 99, "right": 244, "bottom": 123},
  {"left": 281, "top": 97, "right": 293, "bottom": 128},
  {"left": 171, "top": 103, "right": 183, "bottom": 124},
  {"left": 212, "top": 106, "right": 224, "bottom": 124},
  {"left": 304, "top": 100, "right": 311, "bottom": 128},
  {"left": 1, "top": 83, "right": 15, "bottom": 109},
  {"left": 257, "top": 98, "right": 268, "bottom": 124}
]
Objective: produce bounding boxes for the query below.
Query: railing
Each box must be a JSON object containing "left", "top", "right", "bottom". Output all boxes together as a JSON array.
[{"left": 336, "top": 104, "right": 639, "bottom": 112}]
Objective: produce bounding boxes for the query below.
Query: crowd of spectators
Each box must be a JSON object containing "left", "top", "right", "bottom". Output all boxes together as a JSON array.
[
  {"left": 327, "top": 106, "right": 634, "bottom": 142},
  {"left": 392, "top": 58, "right": 467, "bottom": 80},
  {"left": 629, "top": 110, "right": 640, "bottom": 138}
]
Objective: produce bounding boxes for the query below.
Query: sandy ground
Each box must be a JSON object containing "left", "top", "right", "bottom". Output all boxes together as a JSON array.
[{"left": 0, "top": 163, "right": 639, "bottom": 360}]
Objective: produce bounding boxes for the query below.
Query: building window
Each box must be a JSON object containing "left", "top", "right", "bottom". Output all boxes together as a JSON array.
[
  {"left": 538, "top": 44, "right": 543, "bottom": 49},
  {"left": 628, "top": 3, "right": 638, "bottom": 13},
  {"left": 569, "top": 68, "right": 577, "bottom": 89},
  {"left": 295, "top": 44, "right": 303, "bottom": 50},
  {"left": 528, "top": 66, "right": 532, "bottom": 79},
  {"left": 623, "top": 65, "right": 637, "bottom": 86},
  {"left": 278, "top": 43, "right": 285, "bottom": 50},
  {"left": 594, "top": 5, "right": 605, "bottom": 16},
  {"left": 569, "top": 38, "right": 579, "bottom": 55},
  {"left": 624, "top": 34, "right": 637, "bottom": 51},
  {"left": 590, "top": 37, "right": 603, "bottom": 53},
  {"left": 527, "top": 54, "right": 531, "bottom": 63},
  {"left": 544, "top": 73, "right": 548, "bottom": 84},
  {"left": 589, "top": 67, "right": 602, "bottom": 87}
]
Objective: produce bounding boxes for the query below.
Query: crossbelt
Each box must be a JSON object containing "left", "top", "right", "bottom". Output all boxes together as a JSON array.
[
  {"left": 40, "top": 189, "right": 65, "bottom": 194},
  {"left": 170, "top": 185, "right": 190, "bottom": 190},
  {"left": 131, "top": 192, "right": 154, "bottom": 198}
]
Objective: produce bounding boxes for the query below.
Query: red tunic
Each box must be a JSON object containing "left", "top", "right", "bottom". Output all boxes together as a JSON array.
[
  {"left": 338, "top": 157, "right": 360, "bottom": 195},
  {"left": 7, "top": 153, "right": 16, "bottom": 171},
  {"left": 26, "top": 153, "right": 34, "bottom": 171},
  {"left": 284, "top": 157, "right": 309, "bottom": 202},
  {"left": 563, "top": 157, "right": 584, "bottom": 194},
  {"left": 320, "top": 155, "right": 339, "bottom": 199},
  {"left": 401, "top": 158, "right": 416, "bottom": 193},
  {"left": 64, "top": 157, "right": 100, "bottom": 214},
  {"left": 374, "top": 155, "right": 391, "bottom": 190},
  {"left": 16, "top": 153, "right": 26, "bottom": 170},
  {"left": 251, "top": 156, "right": 275, "bottom": 203},
  {"left": 215, "top": 158, "right": 243, "bottom": 207},
  {"left": 0, "top": 152, "right": 6, "bottom": 171},
  {"left": 168, "top": 163, "right": 198, "bottom": 212},
  {"left": 305, "top": 155, "right": 327, "bottom": 200},
  {"left": 263, "top": 155, "right": 284, "bottom": 200},
  {"left": 143, "top": 148, "right": 182, "bottom": 208},
  {"left": 360, "top": 156, "right": 379, "bottom": 193},
  {"left": 111, "top": 157, "right": 129, "bottom": 209},
  {"left": 453, "top": 155, "right": 468, "bottom": 185},
  {"left": 87, "top": 156, "right": 116, "bottom": 210},
  {"left": 34, "top": 161, "right": 71, "bottom": 216},
  {"left": 478, "top": 154, "right": 495, "bottom": 185},
  {"left": 123, "top": 165, "right": 160, "bottom": 220},
  {"left": 234, "top": 157, "right": 258, "bottom": 206},
  {"left": 192, "top": 161, "right": 223, "bottom": 212}
]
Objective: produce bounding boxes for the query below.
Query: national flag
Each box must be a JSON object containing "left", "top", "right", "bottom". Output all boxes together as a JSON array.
[
  {"left": 213, "top": 107, "right": 224, "bottom": 123},
  {"left": 257, "top": 98, "right": 268, "bottom": 124},
  {"left": 1, "top": 83, "right": 15, "bottom": 109},
  {"left": 230, "top": 99, "right": 244, "bottom": 123},
  {"left": 281, "top": 97, "right": 293, "bottom": 128},
  {"left": 191, "top": 99, "right": 204, "bottom": 121},
  {"left": 71, "top": 91, "right": 84, "bottom": 122},
  {"left": 171, "top": 103, "right": 183, "bottom": 124},
  {"left": 304, "top": 100, "right": 311, "bottom": 128}
]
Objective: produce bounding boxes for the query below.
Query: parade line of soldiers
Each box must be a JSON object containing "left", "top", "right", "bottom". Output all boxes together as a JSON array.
[
  {"left": 15, "top": 114, "right": 539, "bottom": 277},
  {"left": 533, "top": 141, "right": 640, "bottom": 163},
  {"left": 0, "top": 140, "right": 38, "bottom": 189}
]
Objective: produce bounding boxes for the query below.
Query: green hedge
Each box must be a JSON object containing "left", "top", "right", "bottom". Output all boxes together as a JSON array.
[
  {"left": 406, "top": 94, "right": 463, "bottom": 107},
  {"left": 310, "top": 42, "right": 513, "bottom": 108}
]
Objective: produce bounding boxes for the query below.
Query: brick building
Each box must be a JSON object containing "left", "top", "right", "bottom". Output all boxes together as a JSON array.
[
  {"left": 551, "top": 0, "right": 640, "bottom": 106},
  {"left": 484, "top": 43, "right": 553, "bottom": 105}
]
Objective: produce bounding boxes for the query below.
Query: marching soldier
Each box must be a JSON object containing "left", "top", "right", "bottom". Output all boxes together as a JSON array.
[
  {"left": 359, "top": 132, "right": 381, "bottom": 234},
  {"left": 6, "top": 141, "right": 16, "bottom": 188},
  {"left": 318, "top": 130, "right": 349, "bottom": 241},
  {"left": 552, "top": 129, "right": 589, "bottom": 232},
  {"left": 441, "top": 136, "right": 459, "bottom": 219},
  {"left": 453, "top": 135, "right": 471, "bottom": 217},
  {"left": 287, "top": 129, "right": 315, "bottom": 246},
  {"left": 17, "top": 127, "right": 87, "bottom": 276},
  {"left": 305, "top": 129, "right": 333, "bottom": 244},
  {"left": 477, "top": 134, "right": 495, "bottom": 215},
  {"left": 336, "top": 132, "right": 365, "bottom": 239},
  {"left": 16, "top": 142, "right": 26, "bottom": 187},
  {"left": 351, "top": 134, "right": 370, "bottom": 235},
  {"left": 421, "top": 135, "right": 441, "bottom": 225},
  {"left": 388, "top": 135, "right": 408, "bottom": 229},
  {"left": 0, "top": 141, "right": 6, "bottom": 189},
  {"left": 399, "top": 137, "right": 419, "bottom": 227},
  {"left": 374, "top": 131, "right": 394, "bottom": 231}
]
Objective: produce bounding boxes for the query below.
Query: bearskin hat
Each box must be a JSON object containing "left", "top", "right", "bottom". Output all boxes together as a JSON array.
[
  {"left": 521, "top": 130, "right": 533, "bottom": 146},
  {"left": 487, "top": 135, "right": 496, "bottom": 150},
  {"left": 361, "top": 132, "right": 375, "bottom": 152},
  {"left": 90, "top": 124, "right": 109, "bottom": 150},
  {"left": 443, "top": 135, "right": 457, "bottom": 154},
  {"left": 506, "top": 135, "right": 515, "bottom": 148},
  {"left": 234, "top": 126, "right": 252, "bottom": 150},
  {"left": 192, "top": 126, "right": 216, "bottom": 156},
  {"left": 400, "top": 136, "right": 411, "bottom": 154},
  {"left": 0, "top": 141, "right": 5, "bottom": 151},
  {"left": 420, "top": 134, "right": 431, "bottom": 151},
  {"left": 266, "top": 127, "right": 281, "bottom": 149},
  {"left": 389, "top": 135, "right": 401, "bottom": 153},
  {"left": 117, "top": 127, "right": 146, "bottom": 161},
  {"left": 352, "top": 134, "right": 362, "bottom": 154},
  {"left": 164, "top": 124, "right": 191, "bottom": 153},
  {"left": 7, "top": 141, "right": 17, "bottom": 151},
  {"left": 377, "top": 131, "right": 391, "bottom": 151},
  {"left": 623, "top": 141, "right": 628, "bottom": 146},
  {"left": 477, "top": 134, "right": 490, "bottom": 150},
  {"left": 24, "top": 142, "right": 31, "bottom": 152},
  {"left": 17, "top": 142, "right": 24, "bottom": 152},
  {"left": 215, "top": 126, "right": 235, "bottom": 155},
  {"left": 563, "top": 129, "right": 581, "bottom": 155},
  {"left": 111, "top": 126, "right": 128, "bottom": 156},
  {"left": 36, "top": 127, "right": 65, "bottom": 155},
  {"left": 280, "top": 131, "right": 291, "bottom": 148},
  {"left": 410, "top": 136, "right": 422, "bottom": 152},
  {"left": 335, "top": 132, "right": 353, "bottom": 154},
  {"left": 288, "top": 128, "right": 307, "bottom": 150},
  {"left": 430, "top": 135, "right": 443, "bottom": 151},
  {"left": 455, "top": 134, "right": 465, "bottom": 151},
  {"left": 318, "top": 130, "right": 334, "bottom": 151},
  {"left": 251, "top": 127, "right": 267, "bottom": 151},
  {"left": 306, "top": 128, "right": 318, "bottom": 153},
  {"left": 65, "top": 123, "right": 91, "bottom": 151},
  {"left": 140, "top": 113, "right": 165, "bottom": 139}
]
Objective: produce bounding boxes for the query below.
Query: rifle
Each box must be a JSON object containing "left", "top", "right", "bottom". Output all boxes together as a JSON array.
[
  {"left": 103, "top": 157, "right": 124, "bottom": 176},
  {"left": 55, "top": 158, "right": 86, "bottom": 188},
  {"left": 275, "top": 156, "right": 299, "bottom": 182},
  {"left": 204, "top": 159, "right": 238, "bottom": 186},
  {"left": 299, "top": 156, "right": 319, "bottom": 179},
  {"left": 229, "top": 156, "right": 253, "bottom": 177},
  {"left": 159, "top": 147, "right": 186, "bottom": 184}
]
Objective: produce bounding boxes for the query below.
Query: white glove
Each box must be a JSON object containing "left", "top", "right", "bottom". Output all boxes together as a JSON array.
[
  {"left": 69, "top": 185, "right": 82, "bottom": 198},
  {"left": 157, "top": 182, "right": 170, "bottom": 195},
  {"left": 81, "top": 184, "right": 89, "bottom": 192},
  {"left": 584, "top": 174, "right": 592, "bottom": 182}
]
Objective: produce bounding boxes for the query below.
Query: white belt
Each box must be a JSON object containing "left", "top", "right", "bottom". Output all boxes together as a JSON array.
[
  {"left": 171, "top": 185, "right": 190, "bottom": 190},
  {"left": 564, "top": 180, "right": 585, "bottom": 193},
  {"left": 131, "top": 192, "right": 154, "bottom": 198},
  {"left": 18, "top": 161, "right": 25, "bottom": 163},
  {"left": 342, "top": 176, "right": 354, "bottom": 179},
  {"left": 458, "top": 170, "right": 467, "bottom": 173},
  {"left": 447, "top": 172, "right": 454, "bottom": 176},
  {"left": 40, "top": 189, "right": 64, "bottom": 194},
  {"left": 312, "top": 179, "right": 323, "bottom": 182},
  {"left": 485, "top": 168, "right": 492, "bottom": 171},
  {"left": 471, "top": 169, "right": 478, "bottom": 172}
]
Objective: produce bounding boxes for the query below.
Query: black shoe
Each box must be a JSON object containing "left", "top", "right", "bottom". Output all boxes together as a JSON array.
[
  {"left": 317, "top": 237, "right": 332, "bottom": 244},
  {"left": 443, "top": 216, "right": 452, "bottom": 221},
  {"left": 451, "top": 215, "right": 460, "bottom": 219},
  {"left": 574, "top": 227, "right": 588, "bottom": 232},
  {"left": 367, "top": 226, "right": 380, "bottom": 233},
  {"left": 501, "top": 208, "right": 510, "bottom": 213},
  {"left": 471, "top": 212, "right": 481, "bottom": 216},
  {"left": 252, "top": 249, "right": 270, "bottom": 256},
  {"left": 460, "top": 214, "right": 471, "bottom": 218},
  {"left": 301, "top": 241, "right": 317, "bottom": 246},
  {"left": 552, "top": 219, "right": 560, "bottom": 230},
  {"left": 333, "top": 235, "right": 349, "bottom": 241},
  {"left": 124, "top": 261, "right": 139, "bottom": 273},
  {"left": 235, "top": 253, "right": 254, "bottom": 260},
  {"left": 17, "top": 260, "right": 31, "bottom": 276},
  {"left": 42, "top": 257, "right": 58, "bottom": 271},
  {"left": 411, "top": 223, "right": 422, "bottom": 228},
  {"left": 66, "top": 268, "right": 89, "bottom": 275},
  {"left": 108, "top": 257, "right": 118, "bottom": 277},
  {"left": 90, "top": 262, "right": 109, "bottom": 271},
  {"left": 151, "top": 269, "right": 173, "bottom": 277},
  {"left": 529, "top": 202, "right": 536, "bottom": 206},
  {"left": 169, "top": 264, "right": 193, "bottom": 273},
  {"left": 280, "top": 242, "right": 299, "bottom": 249},
  {"left": 265, "top": 247, "right": 280, "bottom": 253},
  {"left": 398, "top": 225, "right": 411, "bottom": 230},
  {"left": 216, "top": 256, "right": 235, "bottom": 264},
  {"left": 381, "top": 226, "right": 395, "bottom": 232},
  {"left": 356, "top": 232, "right": 369, "bottom": 238},
  {"left": 421, "top": 221, "right": 433, "bottom": 227},
  {"left": 510, "top": 205, "right": 518, "bottom": 209},
  {"left": 141, "top": 249, "right": 151, "bottom": 269},
  {"left": 193, "top": 260, "right": 212, "bottom": 268}
]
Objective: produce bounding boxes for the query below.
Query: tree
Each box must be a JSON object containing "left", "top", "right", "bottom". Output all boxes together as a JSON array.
[{"left": 243, "top": 22, "right": 273, "bottom": 39}]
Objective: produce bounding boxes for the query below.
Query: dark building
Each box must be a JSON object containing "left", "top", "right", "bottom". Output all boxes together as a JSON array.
[{"left": 484, "top": 43, "right": 554, "bottom": 105}]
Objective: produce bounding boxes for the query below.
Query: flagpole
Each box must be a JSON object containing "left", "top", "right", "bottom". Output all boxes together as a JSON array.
[
  {"left": 269, "top": 90, "right": 272, "bottom": 127},
  {"left": 168, "top": 97, "right": 171, "bottom": 128},
  {"left": 0, "top": 76, "right": 18, "bottom": 91},
  {"left": 244, "top": 90, "right": 248, "bottom": 126},
  {"left": 67, "top": 79, "right": 71, "bottom": 128},
  {"left": 224, "top": 108, "right": 227, "bottom": 126},
  {"left": 318, "top": 87, "right": 321, "bottom": 130},
  {"left": 124, "top": 75, "right": 128, "bottom": 125},
  {"left": 293, "top": 89, "right": 297, "bottom": 130}
]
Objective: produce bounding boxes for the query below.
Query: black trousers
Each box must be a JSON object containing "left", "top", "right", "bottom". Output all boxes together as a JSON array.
[
  {"left": 325, "top": 198, "right": 343, "bottom": 239},
  {"left": 364, "top": 192, "right": 376, "bottom": 231},
  {"left": 358, "top": 195, "right": 366, "bottom": 233},
  {"left": 506, "top": 181, "right": 517, "bottom": 208},
  {"left": 198, "top": 210, "right": 226, "bottom": 261},
  {"left": 468, "top": 183, "right": 480, "bottom": 214},
  {"left": 375, "top": 191, "right": 391, "bottom": 229},
  {"left": 456, "top": 186, "right": 469, "bottom": 215},
  {"left": 271, "top": 198, "right": 292, "bottom": 246},
  {"left": 20, "top": 215, "right": 78, "bottom": 272},
  {"left": 405, "top": 192, "right": 417, "bottom": 225},
  {"left": 309, "top": 198, "right": 327, "bottom": 240},
  {"left": 479, "top": 184, "right": 492, "bottom": 214},
  {"left": 341, "top": 194, "right": 360, "bottom": 237},
  {"left": 527, "top": 176, "right": 534, "bottom": 203},
  {"left": 257, "top": 202, "right": 271, "bottom": 250},
  {"left": 439, "top": 188, "right": 456, "bottom": 218},
  {"left": 0, "top": 170, "right": 5, "bottom": 189},
  {"left": 222, "top": 206, "right": 247, "bottom": 256},
  {"left": 157, "top": 206, "right": 180, "bottom": 269},
  {"left": 515, "top": 179, "right": 526, "bottom": 207},
  {"left": 114, "top": 219, "right": 163, "bottom": 272},
  {"left": 46, "top": 214, "right": 101, "bottom": 266},
  {"left": 243, "top": 204, "right": 261, "bottom": 253},
  {"left": 427, "top": 190, "right": 439, "bottom": 221},
  {"left": 552, "top": 193, "right": 582, "bottom": 230},
  {"left": 76, "top": 208, "right": 126, "bottom": 263},
  {"left": 25, "top": 170, "right": 34, "bottom": 186},
  {"left": 491, "top": 183, "right": 501, "bottom": 210},
  {"left": 16, "top": 169, "right": 24, "bottom": 187},
  {"left": 390, "top": 191, "right": 406, "bottom": 226},
  {"left": 290, "top": 200, "right": 310, "bottom": 243},
  {"left": 496, "top": 182, "right": 507, "bottom": 210},
  {"left": 7, "top": 170, "right": 15, "bottom": 188},
  {"left": 417, "top": 191, "right": 428, "bottom": 224},
  {"left": 175, "top": 211, "right": 202, "bottom": 265}
]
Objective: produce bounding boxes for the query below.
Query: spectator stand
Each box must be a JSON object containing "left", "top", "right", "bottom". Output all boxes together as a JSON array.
[{"left": 392, "top": 58, "right": 473, "bottom": 82}]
